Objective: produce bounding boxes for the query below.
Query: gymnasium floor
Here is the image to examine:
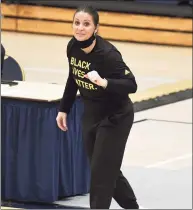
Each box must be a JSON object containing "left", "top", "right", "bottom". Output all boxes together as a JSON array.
[{"left": 1, "top": 31, "right": 192, "bottom": 209}]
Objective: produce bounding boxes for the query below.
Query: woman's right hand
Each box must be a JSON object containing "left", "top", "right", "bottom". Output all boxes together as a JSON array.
[{"left": 56, "top": 112, "right": 68, "bottom": 131}]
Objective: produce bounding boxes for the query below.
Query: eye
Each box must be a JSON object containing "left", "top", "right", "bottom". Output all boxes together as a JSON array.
[
  {"left": 84, "top": 22, "right": 90, "bottom": 27},
  {"left": 74, "top": 21, "right": 80, "bottom": 26}
]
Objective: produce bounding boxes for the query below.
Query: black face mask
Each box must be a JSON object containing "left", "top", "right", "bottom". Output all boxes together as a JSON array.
[{"left": 74, "top": 33, "right": 96, "bottom": 49}]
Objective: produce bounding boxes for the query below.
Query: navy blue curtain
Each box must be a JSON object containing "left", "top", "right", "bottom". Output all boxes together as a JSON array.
[
  {"left": 1, "top": 96, "right": 90, "bottom": 202},
  {"left": 58, "top": 97, "right": 90, "bottom": 198}
]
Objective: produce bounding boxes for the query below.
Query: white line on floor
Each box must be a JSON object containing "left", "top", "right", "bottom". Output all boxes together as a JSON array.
[
  {"left": 145, "top": 153, "right": 192, "bottom": 168},
  {"left": 24, "top": 67, "right": 66, "bottom": 73}
]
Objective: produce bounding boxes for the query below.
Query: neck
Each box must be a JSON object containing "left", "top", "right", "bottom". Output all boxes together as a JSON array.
[{"left": 81, "top": 39, "right": 96, "bottom": 54}]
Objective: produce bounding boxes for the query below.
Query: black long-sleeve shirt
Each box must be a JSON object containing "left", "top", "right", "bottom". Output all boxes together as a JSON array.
[{"left": 59, "top": 35, "right": 137, "bottom": 114}]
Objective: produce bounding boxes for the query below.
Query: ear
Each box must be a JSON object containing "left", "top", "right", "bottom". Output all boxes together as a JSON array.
[{"left": 94, "top": 24, "right": 99, "bottom": 35}]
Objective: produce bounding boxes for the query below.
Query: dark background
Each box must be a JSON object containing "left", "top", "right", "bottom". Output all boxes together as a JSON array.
[{"left": 2, "top": 0, "right": 193, "bottom": 18}]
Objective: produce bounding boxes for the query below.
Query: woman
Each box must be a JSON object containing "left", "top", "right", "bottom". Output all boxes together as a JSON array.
[{"left": 56, "top": 5, "right": 139, "bottom": 209}]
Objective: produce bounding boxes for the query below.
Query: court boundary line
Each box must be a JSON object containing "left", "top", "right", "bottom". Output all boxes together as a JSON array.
[
  {"left": 148, "top": 118, "right": 192, "bottom": 124},
  {"left": 145, "top": 153, "right": 192, "bottom": 168},
  {"left": 134, "top": 118, "right": 192, "bottom": 124}
]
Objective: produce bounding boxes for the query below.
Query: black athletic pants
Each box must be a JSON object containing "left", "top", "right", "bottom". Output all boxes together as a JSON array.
[{"left": 82, "top": 103, "right": 139, "bottom": 209}]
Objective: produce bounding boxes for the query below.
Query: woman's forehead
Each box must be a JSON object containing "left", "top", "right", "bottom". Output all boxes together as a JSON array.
[{"left": 74, "top": 11, "right": 93, "bottom": 21}]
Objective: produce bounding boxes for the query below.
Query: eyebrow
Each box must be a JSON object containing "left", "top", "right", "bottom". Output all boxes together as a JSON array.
[{"left": 74, "top": 18, "right": 91, "bottom": 22}]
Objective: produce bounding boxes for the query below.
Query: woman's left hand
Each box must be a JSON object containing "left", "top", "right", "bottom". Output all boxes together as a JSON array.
[{"left": 84, "top": 71, "right": 107, "bottom": 88}]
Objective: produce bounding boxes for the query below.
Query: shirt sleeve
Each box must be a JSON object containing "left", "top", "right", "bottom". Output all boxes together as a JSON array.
[
  {"left": 104, "top": 49, "right": 138, "bottom": 96},
  {"left": 59, "top": 41, "right": 78, "bottom": 114},
  {"left": 59, "top": 67, "right": 78, "bottom": 114}
]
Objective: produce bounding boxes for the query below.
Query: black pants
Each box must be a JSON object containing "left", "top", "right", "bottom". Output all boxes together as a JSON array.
[{"left": 82, "top": 103, "right": 139, "bottom": 209}]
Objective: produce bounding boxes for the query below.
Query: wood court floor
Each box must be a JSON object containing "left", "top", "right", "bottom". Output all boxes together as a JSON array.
[{"left": 1, "top": 31, "right": 192, "bottom": 102}]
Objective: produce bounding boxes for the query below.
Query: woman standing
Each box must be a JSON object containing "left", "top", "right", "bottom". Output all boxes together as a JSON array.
[{"left": 56, "top": 5, "right": 139, "bottom": 209}]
